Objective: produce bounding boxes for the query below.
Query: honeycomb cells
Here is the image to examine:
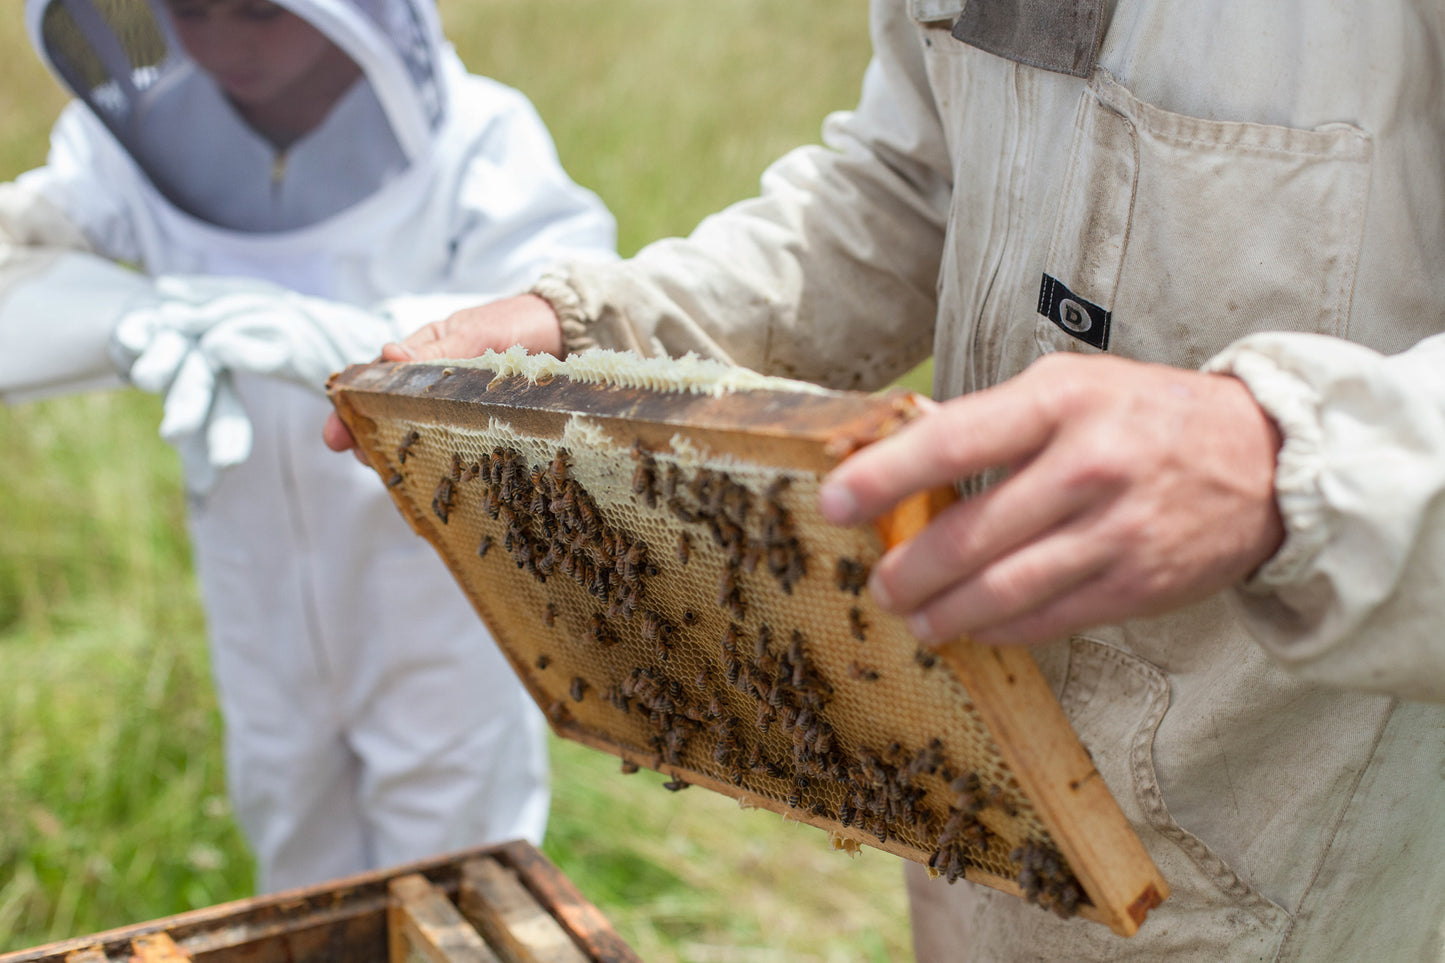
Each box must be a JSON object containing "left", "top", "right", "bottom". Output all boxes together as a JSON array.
[{"left": 374, "top": 415, "right": 1082, "bottom": 913}]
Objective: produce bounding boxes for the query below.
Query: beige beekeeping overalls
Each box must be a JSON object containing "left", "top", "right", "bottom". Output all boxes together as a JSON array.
[{"left": 530, "top": 0, "right": 1445, "bottom": 958}]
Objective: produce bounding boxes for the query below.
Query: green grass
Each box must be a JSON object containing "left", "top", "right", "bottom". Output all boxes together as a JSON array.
[{"left": 0, "top": 1, "right": 921, "bottom": 958}]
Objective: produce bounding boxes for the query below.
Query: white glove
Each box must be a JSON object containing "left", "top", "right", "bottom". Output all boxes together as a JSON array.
[{"left": 110, "top": 276, "right": 399, "bottom": 492}]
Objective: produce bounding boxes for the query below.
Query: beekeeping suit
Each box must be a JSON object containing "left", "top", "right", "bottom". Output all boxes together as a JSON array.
[
  {"left": 527, "top": 0, "right": 1445, "bottom": 958},
  {"left": 0, "top": 0, "right": 617, "bottom": 890}
]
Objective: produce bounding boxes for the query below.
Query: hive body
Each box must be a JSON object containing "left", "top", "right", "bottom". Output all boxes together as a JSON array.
[{"left": 328, "top": 351, "right": 1168, "bottom": 934}]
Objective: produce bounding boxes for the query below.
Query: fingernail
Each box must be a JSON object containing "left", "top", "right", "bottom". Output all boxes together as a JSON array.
[
  {"left": 907, "top": 611, "right": 938, "bottom": 645},
  {"left": 867, "top": 572, "right": 896, "bottom": 611},
  {"left": 817, "top": 482, "right": 859, "bottom": 524}
]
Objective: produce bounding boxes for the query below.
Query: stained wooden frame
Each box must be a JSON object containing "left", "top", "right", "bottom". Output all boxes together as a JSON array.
[
  {"left": 0, "top": 842, "right": 639, "bottom": 963},
  {"left": 327, "top": 359, "right": 1168, "bottom": 936}
]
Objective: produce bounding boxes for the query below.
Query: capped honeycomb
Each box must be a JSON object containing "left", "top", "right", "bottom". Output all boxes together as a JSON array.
[{"left": 328, "top": 349, "right": 1168, "bottom": 935}]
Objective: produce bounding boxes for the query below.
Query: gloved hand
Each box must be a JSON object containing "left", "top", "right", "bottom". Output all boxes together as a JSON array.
[{"left": 110, "top": 275, "right": 399, "bottom": 492}]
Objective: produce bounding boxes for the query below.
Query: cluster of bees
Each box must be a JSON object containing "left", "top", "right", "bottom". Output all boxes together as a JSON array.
[
  {"left": 432, "top": 443, "right": 658, "bottom": 625},
  {"left": 394, "top": 424, "right": 1082, "bottom": 919},
  {"left": 1011, "top": 838, "right": 1086, "bottom": 918},
  {"left": 633, "top": 446, "right": 809, "bottom": 611}
]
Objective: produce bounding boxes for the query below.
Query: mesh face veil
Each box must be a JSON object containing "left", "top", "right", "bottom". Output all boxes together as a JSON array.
[{"left": 26, "top": 0, "right": 448, "bottom": 233}]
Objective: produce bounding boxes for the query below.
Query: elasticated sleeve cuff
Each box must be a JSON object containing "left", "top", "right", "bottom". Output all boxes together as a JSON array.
[
  {"left": 529, "top": 268, "right": 596, "bottom": 355},
  {"left": 1203, "top": 343, "right": 1330, "bottom": 590}
]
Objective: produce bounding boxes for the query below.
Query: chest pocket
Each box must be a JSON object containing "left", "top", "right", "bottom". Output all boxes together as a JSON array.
[{"left": 1037, "top": 74, "right": 1371, "bottom": 369}]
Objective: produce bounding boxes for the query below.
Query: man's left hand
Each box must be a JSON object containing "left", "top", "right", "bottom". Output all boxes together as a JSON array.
[{"left": 818, "top": 353, "right": 1286, "bottom": 646}]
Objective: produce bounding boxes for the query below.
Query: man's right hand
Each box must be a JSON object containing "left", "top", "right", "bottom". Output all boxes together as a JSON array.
[{"left": 322, "top": 293, "right": 564, "bottom": 454}]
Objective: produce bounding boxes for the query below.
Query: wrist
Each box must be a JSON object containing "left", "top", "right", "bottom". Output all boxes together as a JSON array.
[
  {"left": 514, "top": 292, "right": 565, "bottom": 358},
  {"left": 529, "top": 270, "right": 593, "bottom": 356}
]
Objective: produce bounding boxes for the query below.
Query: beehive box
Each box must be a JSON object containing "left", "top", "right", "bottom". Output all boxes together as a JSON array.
[
  {"left": 0, "top": 840, "right": 637, "bottom": 963},
  {"left": 327, "top": 349, "right": 1169, "bottom": 936}
]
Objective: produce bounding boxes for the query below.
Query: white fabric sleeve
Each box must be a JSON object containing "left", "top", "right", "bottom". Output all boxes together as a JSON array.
[
  {"left": 1204, "top": 330, "right": 1445, "bottom": 701},
  {"left": 0, "top": 103, "right": 159, "bottom": 403},
  {"left": 535, "top": 2, "right": 950, "bottom": 391},
  {"left": 0, "top": 180, "right": 149, "bottom": 402},
  {"left": 380, "top": 79, "right": 618, "bottom": 338}
]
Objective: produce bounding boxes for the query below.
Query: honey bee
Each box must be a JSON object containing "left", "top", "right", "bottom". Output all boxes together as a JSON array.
[
  {"left": 535, "top": 654, "right": 551, "bottom": 670},
  {"left": 950, "top": 771, "right": 981, "bottom": 796},
  {"left": 569, "top": 677, "right": 589, "bottom": 702},
  {"left": 550, "top": 449, "right": 570, "bottom": 487},
  {"left": 714, "top": 566, "right": 736, "bottom": 608},
  {"left": 477, "top": 534, "right": 493, "bottom": 559},
  {"left": 631, "top": 445, "right": 658, "bottom": 507},
  {"left": 846, "top": 662, "right": 880, "bottom": 683},
  {"left": 744, "top": 743, "right": 763, "bottom": 770},
  {"left": 848, "top": 607, "right": 868, "bottom": 642},
  {"left": 787, "top": 630, "right": 807, "bottom": 666},
  {"left": 621, "top": 540, "right": 648, "bottom": 579},
  {"left": 431, "top": 476, "right": 455, "bottom": 524},
  {"left": 450, "top": 452, "right": 463, "bottom": 482},
  {"left": 756, "top": 703, "right": 776, "bottom": 733},
  {"left": 720, "top": 624, "right": 741, "bottom": 656},
  {"left": 575, "top": 497, "right": 599, "bottom": 534},
  {"left": 801, "top": 721, "right": 826, "bottom": 751},
  {"left": 666, "top": 497, "right": 698, "bottom": 525},
  {"left": 753, "top": 623, "right": 773, "bottom": 660},
  {"left": 620, "top": 759, "right": 640, "bottom": 775},
  {"left": 662, "top": 777, "right": 690, "bottom": 792},
  {"left": 914, "top": 647, "right": 939, "bottom": 670},
  {"left": 386, "top": 472, "right": 404, "bottom": 489},
  {"left": 675, "top": 532, "right": 691, "bottom": 565},
  {"left": 395, "top": 429, "right": 421, "bottom": 464},
  {"left": 543, "top": 602, "right": 556, "bottom": 627},
  {"left": 836, "top": 558, "right": 870, "bottom": 596},
  {"left": 586, "top": 614, "right": 615, "bottom": 647}
]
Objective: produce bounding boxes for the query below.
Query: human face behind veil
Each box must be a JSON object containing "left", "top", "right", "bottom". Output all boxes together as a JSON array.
[{"left": 164, "top": 0, "right": 361, "bottom": 145}]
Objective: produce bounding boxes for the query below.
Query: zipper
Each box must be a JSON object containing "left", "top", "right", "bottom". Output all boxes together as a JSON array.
[{"left": 271, "top": 151, "right": 288, "bottom": 208}]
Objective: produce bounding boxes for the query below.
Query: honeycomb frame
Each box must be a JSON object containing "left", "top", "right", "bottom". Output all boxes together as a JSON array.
[{"left": 328, "top": 352, "right": 1168, "bottom": 936}]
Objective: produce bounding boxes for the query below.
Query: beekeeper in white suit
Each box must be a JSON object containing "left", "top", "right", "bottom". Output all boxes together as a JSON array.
[{"left": 0, "top": 0, "right": 616, "bottom": 891}]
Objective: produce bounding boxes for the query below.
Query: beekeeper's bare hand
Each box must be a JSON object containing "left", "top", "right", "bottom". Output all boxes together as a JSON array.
[
  {"left": 323, "top": 294, "right": 562, "bottom": 453},
  {"left": 817, "top": 353, "right": 1286, "bottom": 646}
]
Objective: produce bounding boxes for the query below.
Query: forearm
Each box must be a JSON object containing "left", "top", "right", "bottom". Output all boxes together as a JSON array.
[
  {"left": 0, "top": 184, "right": 144, "bottom": 401},
  {"left": 1208, "top": 329, "right": 1445, "bottom": 701},
  {"left": 540, "top": 3, "right": 951, "bottom": 390}
]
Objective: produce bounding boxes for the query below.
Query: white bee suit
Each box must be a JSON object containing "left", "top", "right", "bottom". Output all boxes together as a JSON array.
[{"left": 2, "top": 0, "right": 617, "bottom": 890}]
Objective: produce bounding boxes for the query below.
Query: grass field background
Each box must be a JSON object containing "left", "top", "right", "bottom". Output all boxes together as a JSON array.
[{"left": 0, "top": 2, "right": 926, "bottom": 959}]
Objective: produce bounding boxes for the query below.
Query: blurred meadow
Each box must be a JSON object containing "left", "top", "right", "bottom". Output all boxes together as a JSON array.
[{"left": 0, "top": 0, "right": 926, "bottom": 959}]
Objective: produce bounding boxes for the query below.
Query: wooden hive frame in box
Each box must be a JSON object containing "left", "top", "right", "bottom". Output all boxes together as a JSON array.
[
  {"left": 327, "top": 349, "right": 1169, "bottom": 936},
  {"left": 0, "top": 841, "right": 638, "bottom": 963}
]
